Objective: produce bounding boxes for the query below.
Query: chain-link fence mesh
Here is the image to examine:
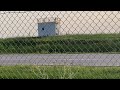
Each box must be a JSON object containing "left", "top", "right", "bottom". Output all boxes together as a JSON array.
[{"left": 0, "top": 11, "right": 120, "bottom": 79}]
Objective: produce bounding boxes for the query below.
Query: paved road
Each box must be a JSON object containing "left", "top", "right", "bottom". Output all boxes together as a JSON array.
[{"left": 0, "top": 54, "right": 120, "bottom": 66}]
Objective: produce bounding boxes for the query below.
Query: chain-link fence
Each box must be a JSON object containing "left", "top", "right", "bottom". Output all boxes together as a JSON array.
[{"left": 0, "top": 11, "right": 120, "bottom": 79}]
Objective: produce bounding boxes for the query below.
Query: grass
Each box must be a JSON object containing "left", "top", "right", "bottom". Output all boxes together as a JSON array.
[
  {"left": 0, "top": 33, "right": 120, "bottom": 54},
  {"left": 0, "top": 65, "right": 120, "bottom": 79}
]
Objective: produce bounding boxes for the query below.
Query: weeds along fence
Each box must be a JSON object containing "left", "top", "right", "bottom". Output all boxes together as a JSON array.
[{"left": 0, "top": 11, "right": 120, "bottom": 66}]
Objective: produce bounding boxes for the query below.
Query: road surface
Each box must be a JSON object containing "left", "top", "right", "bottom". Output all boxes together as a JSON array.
[{"left": 0, "top": 54, "right": 120, "bottom": 66}]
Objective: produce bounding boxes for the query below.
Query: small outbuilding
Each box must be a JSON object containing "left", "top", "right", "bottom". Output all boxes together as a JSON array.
[{"left": 37, "top": 17, "right": 60, "bottom": 37}]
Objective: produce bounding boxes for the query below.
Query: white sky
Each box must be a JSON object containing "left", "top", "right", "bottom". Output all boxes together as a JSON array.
[{"left": 0, "top": 11, "right": 120, "bottom": 38}]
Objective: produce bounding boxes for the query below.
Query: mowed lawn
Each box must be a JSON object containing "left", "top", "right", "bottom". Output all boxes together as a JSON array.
[
  {"left": 0, "top": 34, "right": 120, "bottom": 54},
  {"left": 0, "top": 65, "right": 120, "bottom": 79}
]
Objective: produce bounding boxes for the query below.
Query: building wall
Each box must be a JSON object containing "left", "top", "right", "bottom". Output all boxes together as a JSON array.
[{"left": 0, "top": 11, "right": 120, "bottom": 38}]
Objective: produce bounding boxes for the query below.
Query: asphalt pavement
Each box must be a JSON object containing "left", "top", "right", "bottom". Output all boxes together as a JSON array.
[{"left": 0, "top": 54, "right": 120, "bottom": 66}]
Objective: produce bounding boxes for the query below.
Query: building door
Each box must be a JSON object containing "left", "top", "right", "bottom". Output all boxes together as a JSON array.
[{"left": 38, "top": 22, "right": 56, "bottom": 37}]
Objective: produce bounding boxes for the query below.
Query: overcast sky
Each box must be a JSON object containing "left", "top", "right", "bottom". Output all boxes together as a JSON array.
[{"left": 0, "top": 11, "right": 120, "bottom": 38}]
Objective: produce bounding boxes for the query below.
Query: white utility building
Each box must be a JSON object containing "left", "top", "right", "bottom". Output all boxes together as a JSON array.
[{"left": 37, "top": 17, "right": 60, "bottom": 37}]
